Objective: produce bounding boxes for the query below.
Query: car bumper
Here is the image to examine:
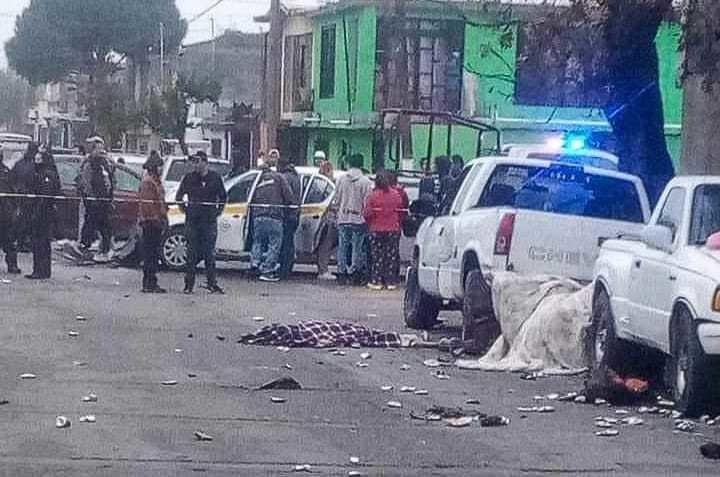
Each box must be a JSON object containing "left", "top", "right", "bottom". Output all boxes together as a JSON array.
[{"left": 698, "top": 322, "right": 720, "bottom": 355}]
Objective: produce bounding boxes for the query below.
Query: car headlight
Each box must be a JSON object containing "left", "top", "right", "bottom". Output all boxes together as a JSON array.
[{"left": 712, "top": 287, "right": 720, "bottom": 312}]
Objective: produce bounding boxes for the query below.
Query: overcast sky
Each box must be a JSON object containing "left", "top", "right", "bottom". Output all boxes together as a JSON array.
[{"left": 0, "top": 0, "right": 319, "bottom": 68}]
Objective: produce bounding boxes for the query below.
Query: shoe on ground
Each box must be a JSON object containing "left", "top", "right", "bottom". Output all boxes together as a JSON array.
[
  {"left": 259, "top": 273, "right": 280, "bottom": 283},
  {"left": 386, "top": 284, "right": 398, "bottom": 291},
  {"left": 25, "top": 274, "right": 49, "bottom": 280},
  {"left": 7, "top": 268, "right": 21, "bottom": 275},
  {"left": 183, "top": 286, "right": 193, "bottom": 295},
  {"left": 208, "top": 284, "right": 225, "bottom": 295},
  {"left": 151, "top": 286, "right": 168, "bottom": 294},
  {"left": 367, "top": 283, "right": 384, "bottom": 291},
  {"left": 318, "top": 272, "right": 336, "bottom": 281}
]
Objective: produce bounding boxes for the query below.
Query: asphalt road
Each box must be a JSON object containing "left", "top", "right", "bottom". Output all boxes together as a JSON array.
[{"left": 0, "top": 255, "right": 719, "bottom": 476}]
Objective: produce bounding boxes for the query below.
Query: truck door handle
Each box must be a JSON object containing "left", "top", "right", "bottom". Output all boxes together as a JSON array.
[
  {"left": 634, "top": 260, "right": 641, "bottom": 268},
  {"left": 232, "top": 214, "right": 241, "bottom": 219},
  {"left": 438, "top": 227, "right": 445, "bottom": 236},
  {"left": 669, "top": 275, "right": 677, "bottom": 281}
]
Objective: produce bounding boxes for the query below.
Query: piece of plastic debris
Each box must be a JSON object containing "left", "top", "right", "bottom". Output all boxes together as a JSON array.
[
  {"left": 414, "top": 390, "right": 429, "bottom": 396},
  {"left": 174, "top": 348, "right": 183, "bottom": 353},
  {"left": 700, "top": 415, "right": 711, "bottom": 424},
  {"left": 252, "top": 316, "right": 265, "bottom": 322},
  {"left": 360, "top": 352, "right": 371, "bottom": 360},
  {"left": 194, "top": 431, "right": 214, "bottom": 441},
  {"left": 400, "top": 386, "right": 416, "bottom": 393},
  {"left": 433, "top": 370, "right": 449, "bottom": 380},
  {"left": 216, "top": 335, "right": 226, "bottom": 341},
  {"left": 277, "top": 346, "right": 291, "bottom": 353},
  {"left": 257, "top": 377, "right": 302, "bottom": 391},
  {"left": 621, "top": 417, "right": 644, "bottom": 426},
  {"left": 348, "top": 472, "right": 363, "bottom": 477},
  {"left": 271, "top": 396, "right": 287, "bottom": 403},
  {"left": 75, "top": 315, "right": 87, "bottom": 321},
  {"left": 574, "top": 395, "right": 587, "bottom": 404},
  {"left": 381, "top": 385, "right": 393, "bottom": 392},
  {"left": 516, "top": 406, "right": 555, "bottom": 413},
  {"left": 546, "top": 393, "right": 560, "bottom": 400},
  {"left": 615, "top": 409, "right": 629, "bottom": 415},
  {"left": 294, "top": 464, "right": 312, "bottom": 472},
  {"left": 675, "top": 419, "right": 696, "bottom": 432},
  {"left": 0, "top": 279, "right": 12, "bottom": 284},
  {"left": 594, "top": 398, "right": 607, "bottom": 405},
  {"left": 333, "top": 350, "right": 346, "bottom": 357},
  {"left": 19, "top": 373, "right": 36, "bottom": 379},
  {"left": 188, "top": 373, "right": 197, "bottom": 378},
  {"left": 708, "top": 419, "right": 717, "bottom": 426},
  {"left": 423, "top": 359, "right": 441, "bottom": 368},
  {"left": 350, "top": 343, "right": 361, "bottom": 349},
  {"left": 367, "top": 313, "right": 378, "bottom": 318},
  {"left": 68, "top": 331, "right": 79, "bottom": 337},
  {"left": 81, "top": 393, "right": 98, "bottom": 403},
  {"left": 445, "top": 416, "right": 475, "bottom": 427},
  {"left": 283, "top": 364, "right": 293, "bottom": 370},
  {"left": 480, "top": 415, "right": 510, "bottom": 427},
  {"left": 465, "top": 399, "right": 481, "bottom": 405},
  {"left": 533, "top": 395, "right": 544, "bottom": 401},
  {"left": 73, "top": 361, "right": 88, "bottom": 367},
  {"left": 595, "top": 421, "right": 614, "bottom": 428},
  {"left": 595, "top": 429, "right": 619, "bottom": 437},
  {"left": 400, "top": 364, "right": 410, "bottom": 371},
  {"left": 657, "top": 399, "right": 675, "bottom": 407},
  {"left": 355, "top": 362, "right": 369, "bottom": 368},
  {"left": 638, "top": 406, "right": 659, "bottom": 414},
  {"left": 557, "top": 392, "right": 578, "bottom": 402},
  {"left": 387, "top": 401, "right": 403, "bottom": 408},
  {"left": 161, "top": 380, "right": 178, "bottom": 386},
  {"left": 700, "top": 442, "right": 720, "bottom": 460},
  {"left": 671, "top": 410, "right": 683, "bottom": 419},
  {"left": 350, "top": 456, "right": 360, "bottom": 464},
  {"left": 79, "top": 415, "right": 96, "bottom": 423},
  {"left": 289, "top": 312, "right": 297, "bottom": 316},
  {"left": 55, "top": 416, "right": 70, "bottom": 428}
]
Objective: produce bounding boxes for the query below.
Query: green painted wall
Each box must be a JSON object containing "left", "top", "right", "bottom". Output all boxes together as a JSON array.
[{"left": 313, "top": 6, "right": 377, "bottom": 119}]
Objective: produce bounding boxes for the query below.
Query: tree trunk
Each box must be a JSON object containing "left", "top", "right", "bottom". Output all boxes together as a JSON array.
[{"left": 680, "top": 0, "right": 720, "bottom": 174}]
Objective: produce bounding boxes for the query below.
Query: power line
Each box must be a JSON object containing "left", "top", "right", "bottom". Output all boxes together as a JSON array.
[{"left": 188, "top": 0, "right": 229, "bottom": 24}]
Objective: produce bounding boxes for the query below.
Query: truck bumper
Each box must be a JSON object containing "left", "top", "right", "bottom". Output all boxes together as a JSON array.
[{"left": 697, "top": 322, "right": 720, "bottom": 355}]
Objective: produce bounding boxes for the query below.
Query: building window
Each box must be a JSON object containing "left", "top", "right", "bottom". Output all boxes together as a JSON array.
[
  {"left": 283, "top": 34, "right": 313, "bottom": 112},
  {"left": 211, "top": 139, "right": 223, "bottom": 158},
  {"left": 320, "top": 25, "right": 336, "bottom": 99}
]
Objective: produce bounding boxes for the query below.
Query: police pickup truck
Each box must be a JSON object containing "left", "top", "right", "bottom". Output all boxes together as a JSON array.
[
  {"left": 403, "top": 143, "right": 652, "bottom": 352},
  {"left": 591, "top": 177, "right": 720, "bottom": 416}
]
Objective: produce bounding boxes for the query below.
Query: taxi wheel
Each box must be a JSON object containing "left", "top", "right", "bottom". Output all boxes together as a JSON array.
[{"left": 161, "top": 226, "right": 188, "bottom": 271}]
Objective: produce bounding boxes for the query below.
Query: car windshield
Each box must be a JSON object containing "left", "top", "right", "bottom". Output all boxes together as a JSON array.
[
  {"left": 477, "top": 164, "right": 644, "bottom": 223},
  {"left": 165, "top": 160, "right": 232, "bottom": 182},
  {"left": 689, "top": 184, "right": 720, "bottom": 245}
]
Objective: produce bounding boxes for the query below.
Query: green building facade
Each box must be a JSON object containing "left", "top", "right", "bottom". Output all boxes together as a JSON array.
[{"left": 289, "top": 1, "right": 683, "bottom": 170}]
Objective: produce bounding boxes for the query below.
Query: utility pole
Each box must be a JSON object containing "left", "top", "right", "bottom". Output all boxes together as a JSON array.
[
  {"left": 159, "top": 22, "right": 165, "bottom": 90},
  {"left": 211, "top": 17, "right": 216, "bottom": 72},
  {"left": 265, "top": 0, "right": 283, "bottom": 151}
]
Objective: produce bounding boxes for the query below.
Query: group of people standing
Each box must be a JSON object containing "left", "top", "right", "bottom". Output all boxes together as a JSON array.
[{"left": 0, "top": 143, "right": 61, "bottom": 279}]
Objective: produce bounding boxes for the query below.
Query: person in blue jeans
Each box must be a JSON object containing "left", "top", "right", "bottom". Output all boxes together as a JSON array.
[
  {"left": 249, "top": 160, "right": 296, "bottom": 282},
  {"left": 333, "top": 153, "right": 373, "bottom": 285}
]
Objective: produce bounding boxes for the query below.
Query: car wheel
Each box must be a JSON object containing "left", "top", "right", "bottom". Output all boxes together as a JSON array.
[
  {"left": 161, "top": 227, "right": 188, "bottom": 271},
  {"left": 462, "top": 269, "right": 499, "bottom": 355},
  {"left": 668, "top": 308, "right": 716, "bottom": 417},
  {"left": 587, "top": 289, "right": 625, "bottom": 371},
  {"left": 403, "top": 266, "right": 440, "bottom": 330}
]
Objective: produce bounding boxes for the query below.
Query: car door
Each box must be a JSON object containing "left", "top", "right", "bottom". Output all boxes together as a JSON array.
[
  {"left": 297, "top": 174, "right": 335, "bottom": 260},
  {"left": 112, "top": 166, "right": 141, "bottom": 240},
  {"left": 627, "top": 187, "right": 686, "bottom": 345},
  {"left": 215, "top": 172, "right": 259, "bottom": 256},
  {"left": 54, "top": 157, "right": 82, "bottom": 240}
]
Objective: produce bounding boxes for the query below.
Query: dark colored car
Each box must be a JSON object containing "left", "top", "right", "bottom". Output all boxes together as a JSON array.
[{"left": 53, "top": 155, "right": 142, "bottom": 241}]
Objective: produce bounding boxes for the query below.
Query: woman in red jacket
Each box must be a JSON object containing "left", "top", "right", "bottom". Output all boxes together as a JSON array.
[{"left": 363, "top": 171, "right": 404, "bottom": 291}]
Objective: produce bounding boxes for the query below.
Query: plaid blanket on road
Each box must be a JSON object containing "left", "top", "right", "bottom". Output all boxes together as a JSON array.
[{"left": 238, "top": 320, "right": 403, "bottom": 348}]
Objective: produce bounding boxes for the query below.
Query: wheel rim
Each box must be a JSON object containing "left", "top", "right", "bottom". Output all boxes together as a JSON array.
[
  {"left": 404, "top": 272, "right": 419, "bottom": 315},
  {"left": 675, "top": 343, "right": 689, "bottom": 399},
  {"left": 163, "top": 233, "right": 188, "bottom": 268},
  {"left": 594, "top": 322, "right": 608, "bottom": 366}
]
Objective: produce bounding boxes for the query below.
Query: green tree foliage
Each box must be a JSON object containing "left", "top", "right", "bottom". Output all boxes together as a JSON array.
[
  {"left": 0, "top": 69, "right": 33, "bottom": 131},
  {"left": 145, "top": 74, "right": 222, "bottom": 151},
  {"left": 6, "top": 0, "right": 187, "bottom": 137}
]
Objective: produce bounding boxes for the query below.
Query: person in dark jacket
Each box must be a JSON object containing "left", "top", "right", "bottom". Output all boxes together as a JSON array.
[
  {"left": 0, "top": 148, "right": 21, "bottom": 274},
  {"left": 175, "top": 151, "right": 227, "bottom": 295},
  {"left": 138, "top": 151, "right": 167, "bottom": 294},
  {"left": 277, "top": 156, "right": 302, "bottom": 280},
  {"left": 27, "top": 149, "right": 61, "bottom": 279},
  {"left": 10, "top": 143, "right": 39, "bottom": 252},
  {"left": 77, "top": 137, "right": 115, "bottom": 261},
  {"left": 249, "top": 162, "right": 295, "bottom": 282}
]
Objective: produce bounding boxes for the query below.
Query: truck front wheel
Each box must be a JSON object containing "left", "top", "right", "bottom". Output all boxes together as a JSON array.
[
  {"left": 462, "top": 269, "right": 499, "bottom": 355},
  {"left": 403, "top": 266, "right": 440, "bottom": 330}
]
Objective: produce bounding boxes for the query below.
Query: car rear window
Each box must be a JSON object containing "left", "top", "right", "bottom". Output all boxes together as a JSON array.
[
  {"left": 476, "top": 164, "right": 644, "bottom": 223},
  {"left": 690, "top": 184, "right": 720, "bottom": 245},
  {"left": 166, "top": 160, "right": 231, "bottom": 182}
]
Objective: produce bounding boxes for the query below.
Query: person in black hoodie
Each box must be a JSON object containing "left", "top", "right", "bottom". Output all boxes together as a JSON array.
[
  {"left": 10, "top": 143, "right": 39, "bottom": 252},
  {"left": 0, "top": 148, "right": 21, "bottom": 274},
  {"left": 277, "top": 156, "right": 301, "bottom": 280},
  {"left": 27, "top": 149, "right": 61, "bottom": 279}
]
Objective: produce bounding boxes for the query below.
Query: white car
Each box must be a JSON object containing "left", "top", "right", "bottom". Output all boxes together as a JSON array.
[
  {"left": 161, "top": 167, "right": 336, "bottom": 270},
  {"left": 404, "top": 149, "right": 651, "bottom": 351},
  {"left": 592, "top": 176, "right": 720, "bottom": 416}
]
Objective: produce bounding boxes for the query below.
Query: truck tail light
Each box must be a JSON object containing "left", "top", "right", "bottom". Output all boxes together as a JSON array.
[
  {"left": 494, "top": 213, "right": 516, "bottom": 256},
  {"left": 712, "top": 287, "right": 720, "bottom": 312}
]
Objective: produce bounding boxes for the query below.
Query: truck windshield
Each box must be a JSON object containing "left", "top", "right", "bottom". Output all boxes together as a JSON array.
[
  {"left": 166, "top": 160, "right": 232, "bottom": 182},
  {"left": 690, "top": 184, "right": 720, "bottom": 245},
  {"left": 477, "top": 164, "right": 644, "bottom": 223}
]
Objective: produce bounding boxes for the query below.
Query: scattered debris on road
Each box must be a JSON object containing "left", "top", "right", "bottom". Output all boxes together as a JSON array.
[
  {"left": 480, "top": 415, "right": 510, "bottom": 427},
  {"left": 19, "top": 373, "right": 36, "bottom": 379},
  {"left": 194, "top": 431, "right": 214, "bottom": 441},
  {"left": 68, "top": 331, "right": 79, "bottom": 337},
  {"left": 387, "top": 401, "right": 402, "bottom": 409},
  {"left": 517, "top": 406, "right": 555, "bottom": 413},
  {"left": 257, "top": 377, "right": 302, "bottom": 391},
  {"left": 216, "top": 335, "right": 226, "bottom": 341},
  {"left": 675, "top": 420, "right": 696, "bottom": 433},
  {"left": 161, "top": 380, "right": 178, "bottom": 386},
  {"left": 350, "top": 456, "right": 360, "bottom": 464},
  {"left": 293, "top": 464, "right": 312, "bottom": 472},
  {"left": 81, "top": 393, "right": 98, "bottom": 403},
  {"left": 423, "top": 359, "right": 441, "bottom": 368},
  {"left": 79, "top": 415, "right": 96, "bottom": 423},
  {"left": 271, "top": 396, "right": 287, "bottom": 403},
  {"left": 595, "top": 429, "right": 619, "bottom": 437},
  {"left": 360, "top": 352, "right": 371, "bottom": 360},
  {"left": 0, "top": 399, "right": 9, "bottom": 406},
  {"left": 75, "top": 315, "right": 87, "bottom": 321},
  {"left": 381, "top": 385, "right": 393, "bottom": 392}
]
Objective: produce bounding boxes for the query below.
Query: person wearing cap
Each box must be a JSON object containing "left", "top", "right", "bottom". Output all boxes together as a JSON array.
[
  {"left": 138, "top": 151, "right": 167, "bottom": 294},
  {"left": 277, "top": 154, "right": 302, "bottom": 280},
  {"left": 313, "top": 150, "right": 326, "bottom": 167},
  {"left": 175, "top": 151, "right": 227, "bottom": 294},
  {"left": 77, "top": 136, "right": 115, "bottom": 261},
  {"left": 0, "top": 146, "right": 21, "bottom": 275}
]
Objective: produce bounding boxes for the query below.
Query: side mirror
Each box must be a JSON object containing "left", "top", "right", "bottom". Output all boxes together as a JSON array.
[
  {"left": 641, "top": 224, "right": 674, "bottom": 252},
  {"left": 410, "top": 199, "right": 438, "bottom": 218}
]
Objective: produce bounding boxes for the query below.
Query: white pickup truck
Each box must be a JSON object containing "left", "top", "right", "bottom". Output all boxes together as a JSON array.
[
  {"left": 403, "top": 148, "right": 652, "bottom": 352},
  {"left": 591, "top": 176, "right": 720, "bottom": 416}
]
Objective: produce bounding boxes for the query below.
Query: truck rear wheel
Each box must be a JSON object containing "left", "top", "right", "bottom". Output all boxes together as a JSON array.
[
  {"left": 462, "top": 270, "right": 499, "bottom": 355},
  {"left": 668, "top": 308, "right": 718, "bottom": 417},
  {"left": 403, "top": 266, "right": 440, "bottom": 330}
]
